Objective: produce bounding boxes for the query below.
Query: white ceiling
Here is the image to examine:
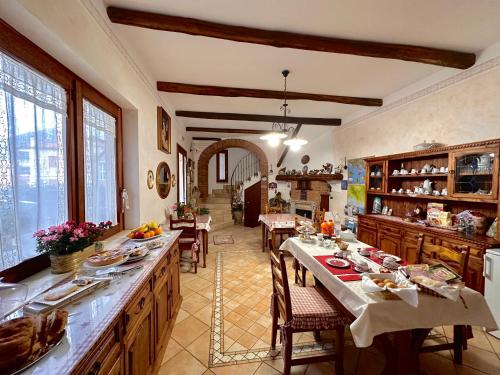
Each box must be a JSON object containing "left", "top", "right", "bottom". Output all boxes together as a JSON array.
[{"left": 103, "top": 0, "right": 500, "bottom": 133}]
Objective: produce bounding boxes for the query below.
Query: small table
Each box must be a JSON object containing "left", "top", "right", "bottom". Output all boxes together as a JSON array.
[
  {"left": 196, "top": 215, "right": 211, "bottom": 268},
  {"left": 280, "top": 237, "right": 498, "bottom": 374},
  {"left": 258, "top": 213, "right": 310, "bottom": 252}
]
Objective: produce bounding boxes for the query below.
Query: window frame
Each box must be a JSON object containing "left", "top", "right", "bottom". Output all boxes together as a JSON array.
[
  {"left": 177, "top": 144, "right": 188, "bottom": 203},
  {"left": 0, "top": 20, "right": 123, "bottom": 281},
  {"left": 216, "top": 150, "right": 229, "bottom": 183}
]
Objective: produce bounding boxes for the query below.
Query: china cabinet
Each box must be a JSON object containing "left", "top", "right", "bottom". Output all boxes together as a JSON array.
[{"left": 359, "top": 138, "right": 500, "bottom": 293}]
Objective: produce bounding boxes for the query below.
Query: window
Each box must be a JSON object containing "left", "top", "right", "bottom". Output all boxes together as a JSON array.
[
  {"left": 0, "top": 52, "right": 68, "bottom": 270},
  {"left": 83, "top": 99, "right": 117, "bottom": 224},
  {"left": 177, "top": 144, "right": 187, "bottom": 203},
  {"left": 0, "top": 21, "right": 123, "bottom": 275},
  {"left": 216, "top": 150, "right": 228, "bottom": 183}
]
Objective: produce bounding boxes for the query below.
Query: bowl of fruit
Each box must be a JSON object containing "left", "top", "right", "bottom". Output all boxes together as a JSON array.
[{"left": 127, "top": 221, "right": 163, "bottom": 241}]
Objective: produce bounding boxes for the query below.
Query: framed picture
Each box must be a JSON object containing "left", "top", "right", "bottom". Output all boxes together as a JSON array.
[
  {"left": 157, "top": 106, "right": 171, "bottom": 154},
  {"left": 341, "top": 180, "right": 348, "bottom": 190}
]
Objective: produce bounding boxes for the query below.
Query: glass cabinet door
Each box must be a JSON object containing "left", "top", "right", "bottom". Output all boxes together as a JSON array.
[
  {"left": 449, "top": 147, "right": 499, "bottom": 199},
  {"left": 367, "top": 163, "right": 385, "bottom": 192}
]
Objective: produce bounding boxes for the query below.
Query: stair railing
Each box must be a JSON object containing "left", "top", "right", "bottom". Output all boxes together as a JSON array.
[{"left": 230, "top": 152, "right": 260, "bottom": 209}]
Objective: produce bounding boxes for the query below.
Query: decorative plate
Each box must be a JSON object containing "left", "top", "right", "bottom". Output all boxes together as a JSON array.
[
  {"left": 301, "top": 155, "right": 310, "bottom": 164},
  {"left": 83, "top": 254, "right": 130, "bottom": 270},
  {"left": 325, "top": 258, "right": 350, "bottom": 268},
  {"left": 147, "top": 170, "right": 154, "bottom": 189},
  {"left": 375, "top": 252, "right": 401, "bottom": 262}
]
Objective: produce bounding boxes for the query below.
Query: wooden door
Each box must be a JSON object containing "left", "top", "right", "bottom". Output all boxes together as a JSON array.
[
  {"left": 244, "top": 181, "right": 261, "bottom": 227},
  {"left": 378, "top": 233, "right": 401, "bottom": 256},
  {"left": 154, "top": 276, "right": 170, "bottom": 355},
  {"left": 357, "top": 224, "right": 377, "bottom": 247},
  {"left": 124, "top": 303, "right": 154, "bottom": 375}
]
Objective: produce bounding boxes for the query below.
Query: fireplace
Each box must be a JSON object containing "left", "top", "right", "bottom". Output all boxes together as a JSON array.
[{"left": 290, "top": 200, "right": 316, "bottom": 219}]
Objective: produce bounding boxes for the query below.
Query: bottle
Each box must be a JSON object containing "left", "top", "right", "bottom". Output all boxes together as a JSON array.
[
  {"left": 334, "top": 213, "right": 341, "bottom": 236},
  {"left": 328, "top": 220, "right": 334, "bottom": 237}
]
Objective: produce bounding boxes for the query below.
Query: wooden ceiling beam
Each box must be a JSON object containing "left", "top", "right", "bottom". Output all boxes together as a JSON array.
[
  {"left": 107, "top": 6, "right": 475, "bottom": 69},
  {"left": 159, "top": 82, "right": 381, "bottom": 107},
  {"left": 186, "top": 127, "right": 268, "bottom": 134},
  {"left": 176, "top": 111, "right": 341, "bottom": 125},
  {"left": 192, "top": 136, "right": 221, "bottom": 141},
  {"left": 277, "top": 124, "right": 302, "bottom": 168}
]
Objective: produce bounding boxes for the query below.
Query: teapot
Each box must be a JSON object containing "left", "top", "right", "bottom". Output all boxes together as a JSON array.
[{"left": 422, "top": 179, "right": 433, "bottom": 193}]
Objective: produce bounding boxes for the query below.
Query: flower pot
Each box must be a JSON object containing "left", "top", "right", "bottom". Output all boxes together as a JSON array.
[
  {"left": 49, "top": 244, "right": 96, "bottom": 274},
  {"left": 233, "top": 210, "right": 243, "bottom": 225}
]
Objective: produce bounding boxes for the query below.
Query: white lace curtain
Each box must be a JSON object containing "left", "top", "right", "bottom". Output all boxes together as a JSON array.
[
  {"left": 0, "top": 52, "right": 67, "bottom": 270},
  {"left": 83, "top": 99, "right": 117, "bottom": 225}
]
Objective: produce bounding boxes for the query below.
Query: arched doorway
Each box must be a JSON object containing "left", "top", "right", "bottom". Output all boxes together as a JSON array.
[{"left": 197, "top": 139, "right": 268, "bottom": 213}]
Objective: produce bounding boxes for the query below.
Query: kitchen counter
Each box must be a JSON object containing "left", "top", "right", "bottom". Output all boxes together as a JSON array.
[{"left": 16, "top": 229, "right": 181, "bottom": 374}]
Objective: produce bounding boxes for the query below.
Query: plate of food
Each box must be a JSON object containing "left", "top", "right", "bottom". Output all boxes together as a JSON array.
[
  {"left": 325, "top": 258, "right": 350, "bottom": 268},
  {"left": 0, "top": 310, "right": 67, "bottom": 375},
  {"left": 375, "top": 251, "right": 401, "bottom": 262},
  {"left": 83, "top": 250, "right": 129, "bottom": 269},
  {"left": 124, "top": 247, "right": 150, "bottom": 264}
]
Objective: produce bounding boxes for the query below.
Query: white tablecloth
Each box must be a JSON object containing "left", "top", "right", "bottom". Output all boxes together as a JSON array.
[
  {"left": 258, "top": 214, "right": 310, "bottom": 230},
  {"left": 196, "top": 214, "right": 211, "bottom": 232},
  {"left": 280, "top": 237, "right": 498, "bottom": 347}
]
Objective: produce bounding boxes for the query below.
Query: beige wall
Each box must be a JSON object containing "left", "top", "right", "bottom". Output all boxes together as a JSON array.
[{"left": 330, "top": 65, "right": 500, "bottom": 218}]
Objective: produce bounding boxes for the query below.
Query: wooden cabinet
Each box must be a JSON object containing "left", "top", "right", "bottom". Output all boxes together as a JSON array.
[
  {"left": 124, "top": 280, "right": 155, "bottom": 375},
  {"left": 154, "top": 261, "right": 170, "bottom": 355},
  {"left": 171, "top": 245, "right": 180, "bottom": 310},
  {"left": 358, "top": 215, "right": 499, "bottom": 292}
]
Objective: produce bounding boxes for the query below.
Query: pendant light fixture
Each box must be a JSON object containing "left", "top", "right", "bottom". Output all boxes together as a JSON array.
[{"left": 260, "top": 70, "right": 308, "bottom": 150}]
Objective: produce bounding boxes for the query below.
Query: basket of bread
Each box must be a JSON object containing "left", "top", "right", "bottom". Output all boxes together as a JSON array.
[
  {"left": 361, "top": 273, "right": 419, "bottom": 307},
  {"left": 0, "top": 309, "right": 67, "bottom": 374}
]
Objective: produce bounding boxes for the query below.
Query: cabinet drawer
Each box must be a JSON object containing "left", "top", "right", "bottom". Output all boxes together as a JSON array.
[
  {"left": 82, "top": 323, "right": 121, "bottom": 375},
  {"left": 153, "top": 260, "right": 168, "bottom": 289},
  {"left": 380, "top": 226, "right": 402, "bottom": 238},
  {"left": 125, "top": 280, "right": 153, "bottom": 333},
  {"left": 359, "top": 219, "right": 377, "bottom": 231},
  {"left": 403, "top": 231, "right": 420, "bottom": 244}
]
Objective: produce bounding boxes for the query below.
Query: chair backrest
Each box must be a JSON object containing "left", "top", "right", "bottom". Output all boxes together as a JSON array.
[
  {"left": 170, "top": 215, "right": 197, "bottom": 240},
  {"left": 313, "top": 209, "right": 326, "bottom": 231},
  {"left": 269, "top": 251, "right": 292, "bottom": 323},
  {"left": 416, "top": 233, "right": 470, "bottom": 277}
]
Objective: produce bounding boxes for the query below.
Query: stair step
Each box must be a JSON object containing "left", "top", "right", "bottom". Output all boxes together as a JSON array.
[{"left": 202, "top": 197, "right": 231, "bottom": 204}]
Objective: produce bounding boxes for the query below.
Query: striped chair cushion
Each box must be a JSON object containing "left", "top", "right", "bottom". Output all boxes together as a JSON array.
[{"left": 288, "top": 287, "right": 350, "bottom": 330}]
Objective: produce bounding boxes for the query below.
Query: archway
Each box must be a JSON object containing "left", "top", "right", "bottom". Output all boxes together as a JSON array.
[{"left": 197, "top": 139, "right": 268, "bottom": 213}]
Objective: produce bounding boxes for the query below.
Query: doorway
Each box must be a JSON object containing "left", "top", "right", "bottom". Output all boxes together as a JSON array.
[
  {"left": 177, "top": 144, "right": 187, "bottom": 203},
  {"left": 244, "top": 181, "right": 261, "bottom": 227}
]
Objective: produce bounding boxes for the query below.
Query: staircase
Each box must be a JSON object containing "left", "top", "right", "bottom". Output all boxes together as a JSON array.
[{"left": 200, "top": 185, "right": 234, "bottom": 231}]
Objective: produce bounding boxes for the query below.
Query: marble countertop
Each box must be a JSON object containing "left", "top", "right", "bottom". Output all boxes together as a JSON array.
[{"left": 15, "top": 229, "right": 181, "bottom": 375}]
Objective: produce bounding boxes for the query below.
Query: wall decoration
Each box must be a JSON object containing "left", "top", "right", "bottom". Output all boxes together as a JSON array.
[
  {"left": 341, "top": 180, "right": 348, "bottom": 190},
  {"left": 157, "top": 106, "right": 171, "bottom": 154},
  {"left": 171, "top": 174, "right": 176, "bottom": 187},
  {"left": 301, "top": 155, "right": 310, "bottom": 164},
  {"left": 346, "top": 158, "right": 366, "bottom": 216},
  {"left": 155, "top": 162, "right": 171, "bottom": 199},
  {"left": 147, "top": 170, "right": 154, "bottom": 189},
  {"left": 268, "top": 182, "right": 277, "bottom": 190}
]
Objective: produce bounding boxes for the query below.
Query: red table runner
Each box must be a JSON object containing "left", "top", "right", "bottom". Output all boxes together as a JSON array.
[{"left": 313, "top": 255, "right": 362, "bottom": 281}]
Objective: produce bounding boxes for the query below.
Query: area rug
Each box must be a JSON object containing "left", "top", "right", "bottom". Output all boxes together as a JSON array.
[
  {"left": 208, "top": 249, "right": 341, "bottom": 367},
  {"left": 213, "top": 235, "right": 234, "bottom": 245}
]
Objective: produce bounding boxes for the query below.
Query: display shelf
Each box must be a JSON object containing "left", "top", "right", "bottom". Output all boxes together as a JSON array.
[
  {"left": 367, "top": 190, "right": 498, "bottom": 204},
  {"left": 275, "top": 173, "right": 343, "bottom": 182}
]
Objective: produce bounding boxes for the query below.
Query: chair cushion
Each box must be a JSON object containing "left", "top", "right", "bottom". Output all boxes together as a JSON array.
[{"left": 288, "top": 286, "right": 350, "bottom": 330}]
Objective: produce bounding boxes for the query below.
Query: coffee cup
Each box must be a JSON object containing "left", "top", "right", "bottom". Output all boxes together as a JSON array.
[
  {"left": 324, "top": 239, "right": 332, "bottom": 248},
  {"left": 317, "top": 233, "right": 324, "bottom": 241},
  {"left": 410, "top": 168, "right": 417, "bottom": 174},
  {"left": 406, "top": 189, "right": 412, "bottom": 194},
  {"left": 431, "top": 167, "right": 440, "bottom": 174},
  {"left": 391, "top": 188, "right": 397, "bottom": 193},
  {"left": 393, "top": 169, "right": 399, "bottom": 176},
  {"left": 439, "top": 166, "right": 446, "bottom": 173},
  {"left": 433, "top": 190, "right": 440, "bottom": 196},
  {"left": 376, "top": 171, "right": 382, "bottom": 176},
  {"left": 441, "top": 188, "right": 448, "bottom": 196},
  {"left": 354, "top": 260, "right": 369, "bottom": 272},
  {"left": 370, "top": 171, "right": 375, "bottom": 176},
  {"left": 359, "top": 248, "right": 371, "bottom": 256},
  {"left": 400, "top": 169, "right": 408, "bottom": 175},
  {"left": 420, "top": 168, "right": 427, "bottom": 174},
  {"left": 398, "top": 188, "right": 404, "bottom": 193}
]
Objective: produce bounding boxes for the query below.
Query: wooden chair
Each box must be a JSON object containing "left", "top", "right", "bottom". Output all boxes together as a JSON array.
[
  {"left": 415, "top": 233, "right": 471, "bottom": 363},
  {"left": 170, "top": 215, "right": 200, "bottom": 273},
  {"left": 270, "top": 251, "right": 349, "bottom": 375}
]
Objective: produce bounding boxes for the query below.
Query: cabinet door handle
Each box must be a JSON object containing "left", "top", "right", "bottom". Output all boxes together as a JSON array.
[{"left": 449, "top": 169, "right": 455, "bottom": 175}]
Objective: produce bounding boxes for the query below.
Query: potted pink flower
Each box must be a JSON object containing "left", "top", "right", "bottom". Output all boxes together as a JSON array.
[{"left": 34, "top": 220, "right": 112, "bottom": 273}]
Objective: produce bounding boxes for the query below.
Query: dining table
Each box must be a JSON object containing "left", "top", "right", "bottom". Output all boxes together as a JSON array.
[
  {"left": 258, "top": 213, "right": 311, "bottom": 252},
  {"left": 279, "top": 236, "right": 498, "bottom": 375},
  {"left": 196, "top": 214, "right": 211, "bottom": 268}
]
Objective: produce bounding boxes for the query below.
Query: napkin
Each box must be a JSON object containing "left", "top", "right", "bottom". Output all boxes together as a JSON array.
[{"left": 361, "top": 273, "right": 419, "bottom": 307}]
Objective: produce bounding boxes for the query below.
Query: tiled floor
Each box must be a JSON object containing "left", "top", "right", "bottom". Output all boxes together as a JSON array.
[{"left": 158, "top": 224, "right": 500, "bottom": 375}]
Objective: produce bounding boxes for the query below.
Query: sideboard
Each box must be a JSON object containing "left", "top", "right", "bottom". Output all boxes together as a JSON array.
[{"left": 358, "top": 138, "right": 500, "bottom": 293}]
